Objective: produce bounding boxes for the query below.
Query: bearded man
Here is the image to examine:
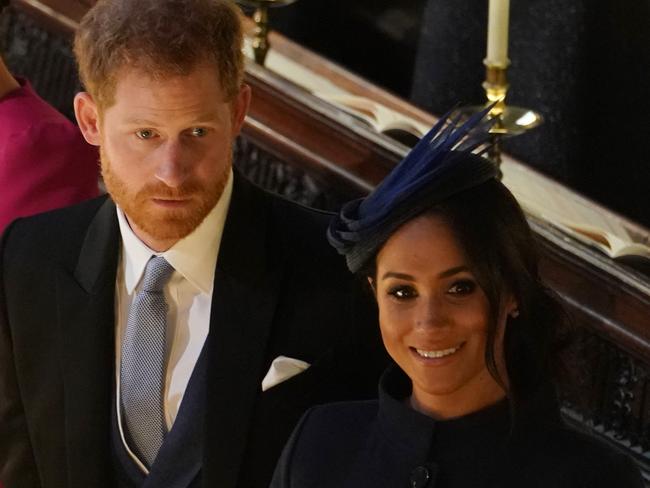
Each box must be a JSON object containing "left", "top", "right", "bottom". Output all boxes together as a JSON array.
[{"left": 0, "top": 1, "right": 384, "bottom": 487}]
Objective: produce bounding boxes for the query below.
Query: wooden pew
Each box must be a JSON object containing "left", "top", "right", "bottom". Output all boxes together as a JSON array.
[{"left": 3, "top": 0, "right": 650, "bottom": 481}]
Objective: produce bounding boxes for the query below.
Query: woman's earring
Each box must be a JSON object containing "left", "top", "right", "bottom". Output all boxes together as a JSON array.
[{"left": 509, "top": 309, "right": 520, "bottom": 319}]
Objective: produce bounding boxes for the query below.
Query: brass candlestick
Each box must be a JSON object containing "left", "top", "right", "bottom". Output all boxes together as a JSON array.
[
  {"left": 237, "top": 0, "right": 298, "bottom": 65},
  {"left": 460, "top": 60, "right": 543, "bottom": 168}
]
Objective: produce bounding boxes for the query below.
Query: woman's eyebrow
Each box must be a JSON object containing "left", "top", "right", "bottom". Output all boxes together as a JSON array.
[
  {"left": 381, "top": 265, "right": 469, "bottom": 281},
  {"left": 381, "top": 271, "right": 414, "bottom": 281},
  {"left": 438, "top": 265, "right": 470, "bottom": 279}
]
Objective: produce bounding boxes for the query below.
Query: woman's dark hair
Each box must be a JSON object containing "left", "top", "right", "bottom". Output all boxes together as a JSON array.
[{"left": 360, "top": 178, "right": 569, "bottom": 406}]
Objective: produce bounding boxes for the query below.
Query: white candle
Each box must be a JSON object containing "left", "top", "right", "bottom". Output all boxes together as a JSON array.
[{"left": 486, "top": 0, "right": 510, "bottom": 67}]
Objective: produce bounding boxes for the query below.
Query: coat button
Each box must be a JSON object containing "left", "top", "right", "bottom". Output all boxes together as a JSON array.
[{"left": 410, "top": 465, "right": 434, "bottom": 488}]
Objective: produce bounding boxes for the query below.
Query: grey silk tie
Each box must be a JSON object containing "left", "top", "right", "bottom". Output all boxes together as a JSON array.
[{"left": 120, "top": 256, "right": 175, "bottom": 468}]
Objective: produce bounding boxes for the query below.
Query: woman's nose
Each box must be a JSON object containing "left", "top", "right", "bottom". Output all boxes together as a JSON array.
[
  {"left": 414, "top": 298, "right": 448, "bottom": 329},
  {"left": 155, "top": 140, "right": 189, "bottom": 188}
]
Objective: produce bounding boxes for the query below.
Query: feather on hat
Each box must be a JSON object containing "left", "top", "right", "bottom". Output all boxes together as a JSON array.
[{"left": 327, "top": 107, "right": 498, "bottom": 273}]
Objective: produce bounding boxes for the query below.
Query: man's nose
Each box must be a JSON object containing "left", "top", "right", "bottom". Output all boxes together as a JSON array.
[{"left": 155, "top": 140, "right": 189, "bottom": 188}]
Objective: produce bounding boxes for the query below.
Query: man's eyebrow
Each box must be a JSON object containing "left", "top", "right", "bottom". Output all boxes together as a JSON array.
[
  {"left": 123, "top": 113, "right": 220, "bottom": 126},
  {"left": 187, "top": 113, "right": 221, "bottom": 124},
  {"left": 124, "top": 118, "right": 158, "bottom": 126},
  {"left": 381, "top": 266, "right": 469, "bottom": 281}
]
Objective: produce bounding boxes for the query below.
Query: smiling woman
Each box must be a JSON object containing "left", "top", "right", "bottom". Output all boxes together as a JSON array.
[
  {"left": 270, "top": 111, "right": 644, "bottom": 488},
  {"left": 374, "top": 212, "right": 512, "bottom": 421}
]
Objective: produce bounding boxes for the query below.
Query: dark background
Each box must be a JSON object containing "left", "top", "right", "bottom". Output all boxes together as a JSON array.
[{"left": 269, "top": 0, "right": 650, "bottom": 229}]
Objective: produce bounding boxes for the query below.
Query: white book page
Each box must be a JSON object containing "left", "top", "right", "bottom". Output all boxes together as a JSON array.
[
  {"left": 501, "top": 159, "right": 633, "bottom": 243},
  {"left": 314, "top": 94, "right": 430, "bottom": 136},
  {"left": 244, "top": 39, "right": 429, "bottom": 137}
]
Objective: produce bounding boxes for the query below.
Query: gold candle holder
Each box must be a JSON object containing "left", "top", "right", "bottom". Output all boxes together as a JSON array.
[
  {"left": 237, "top": 0, "right": 298, "bottom": 66},
  {"left": 483, "top": 63, "right": 509, "bottom": 119},
  {"left": 459, "top": 60, "right": 542, "bottom": 168}
]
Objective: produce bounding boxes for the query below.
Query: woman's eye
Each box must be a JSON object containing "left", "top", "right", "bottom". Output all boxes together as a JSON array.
[
  {"left": 136, "top": 129, "right": 155, "bottom": 140},
  {"left": 190, "top": 127, "right": 207, "bottom": 137},
  {"left": 448, "top": 280, "right": 476, "bottom": 295},
  {"left": 388, "top": 286, "right": 417, "bottom": 300}
]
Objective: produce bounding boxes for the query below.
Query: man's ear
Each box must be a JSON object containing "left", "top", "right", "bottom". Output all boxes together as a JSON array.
[
  {"left": 74, "top": 92, "right": 101, "bottom": 146},
  {"left": 230, "top": 84, "right": 251, "bottom": 136}
]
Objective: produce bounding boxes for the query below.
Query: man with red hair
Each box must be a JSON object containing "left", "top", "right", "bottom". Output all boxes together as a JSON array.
[{"left": 0, "top": 1, "right": 383, "bottom": 487}]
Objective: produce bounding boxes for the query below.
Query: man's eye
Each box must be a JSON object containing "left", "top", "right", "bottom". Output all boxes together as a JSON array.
[
  {"left": 136, "top": 129, "right": 155, "bottom": 140},
  {"left": 448, "top": 280, "right": 476, "bottom": 295},
  {"left": 388, "top": 286, "right": 417, "bottom": 300},
  {"left": 190, "top": 127, "right": 207, "bottom": 137}
]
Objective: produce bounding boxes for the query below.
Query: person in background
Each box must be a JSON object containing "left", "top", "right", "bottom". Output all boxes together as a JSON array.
[
  {"left": 271, "top": 111, "right": 644, "bottom": 487},
  {"left": 0, "top": 0, "right": 99, "bottom": 233},
  {"left": 0, "top": 1, "right": 383, "bottom": 487}
]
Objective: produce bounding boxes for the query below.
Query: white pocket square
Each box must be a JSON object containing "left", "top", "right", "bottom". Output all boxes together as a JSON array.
[{"left": 261, "top": 356, "right": 311, "bottom": 392}]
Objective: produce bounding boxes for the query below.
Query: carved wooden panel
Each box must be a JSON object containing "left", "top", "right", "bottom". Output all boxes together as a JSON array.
[
  {"left": 234, "top": 136, "right": 350, "bottom": 210},
  {"left": 561, "top": 329, "right": 650, "bottom": 475},
  {"left": 1, "top": 7, "right": 80, "bottom": 119}
]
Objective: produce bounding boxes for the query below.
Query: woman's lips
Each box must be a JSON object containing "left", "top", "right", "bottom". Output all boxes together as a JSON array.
[{"left": 411, "top": 342, "right": 465, "bottom": 359}]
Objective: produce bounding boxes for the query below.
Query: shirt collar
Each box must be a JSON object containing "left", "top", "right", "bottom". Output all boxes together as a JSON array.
[{"left": 117, "top": 169, "right": 233, "bottom": 295}]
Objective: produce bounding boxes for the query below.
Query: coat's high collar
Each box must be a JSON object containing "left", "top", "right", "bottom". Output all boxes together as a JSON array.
[{"left": 377, "top": 364, "right": 562, "bottom": 466}]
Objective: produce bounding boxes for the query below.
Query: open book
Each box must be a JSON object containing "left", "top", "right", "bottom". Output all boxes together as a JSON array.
[
  {"left": 244, "top": 37, "right": 430, "bottom": 146},
  {"left": 501, "top": 161, "right": 650, "bottom": 274},
  {"left": 555, "top": 222, "right": 650, "bottom": 273},
  {"left": 316, "top": 93, "right": 429, "bottom": 146}
]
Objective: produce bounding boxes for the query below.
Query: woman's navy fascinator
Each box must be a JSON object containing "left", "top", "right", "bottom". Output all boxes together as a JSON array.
[{"left": 327, "top": 107, "right": 499, "bottom": 273}]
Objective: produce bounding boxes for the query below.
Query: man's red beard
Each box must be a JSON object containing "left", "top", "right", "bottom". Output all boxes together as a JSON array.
[{"left": 101, "top": 148, "right": 230, "bottom": 243}]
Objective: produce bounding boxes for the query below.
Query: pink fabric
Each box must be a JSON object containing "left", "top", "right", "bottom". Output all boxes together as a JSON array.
[{"left": 0, "top": 79, "right": 99, "bottom": 232}]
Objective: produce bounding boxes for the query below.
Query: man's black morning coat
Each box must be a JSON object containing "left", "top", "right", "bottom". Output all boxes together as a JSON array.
[{"left": 0, "top": 171, "right": 386, "bottom": 488}]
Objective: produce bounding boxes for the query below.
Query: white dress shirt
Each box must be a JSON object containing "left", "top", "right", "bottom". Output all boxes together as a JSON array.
[{"left": 114, "top": 170, "right": 233, "bottom": 471}]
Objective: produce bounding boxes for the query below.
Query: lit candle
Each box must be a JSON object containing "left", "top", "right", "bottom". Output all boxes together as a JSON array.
[{"left": 486, "top": 0, "right": 510, "bottom": 67}]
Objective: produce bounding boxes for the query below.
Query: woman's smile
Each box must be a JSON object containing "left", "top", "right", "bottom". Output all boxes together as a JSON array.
[{"left": 412, "top": 342, "right": 464, "bottom": 360}]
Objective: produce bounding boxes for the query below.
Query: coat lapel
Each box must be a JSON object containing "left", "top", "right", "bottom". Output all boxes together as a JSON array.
[
  {"left": 57, "top": 197, "right": 119, "bottom": 488},
  {"left": 204, "top": 173, "right": 285, "bottom": 487},
  {"left": 56, "top": 178, "right": 283, "bottom": 487}
]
